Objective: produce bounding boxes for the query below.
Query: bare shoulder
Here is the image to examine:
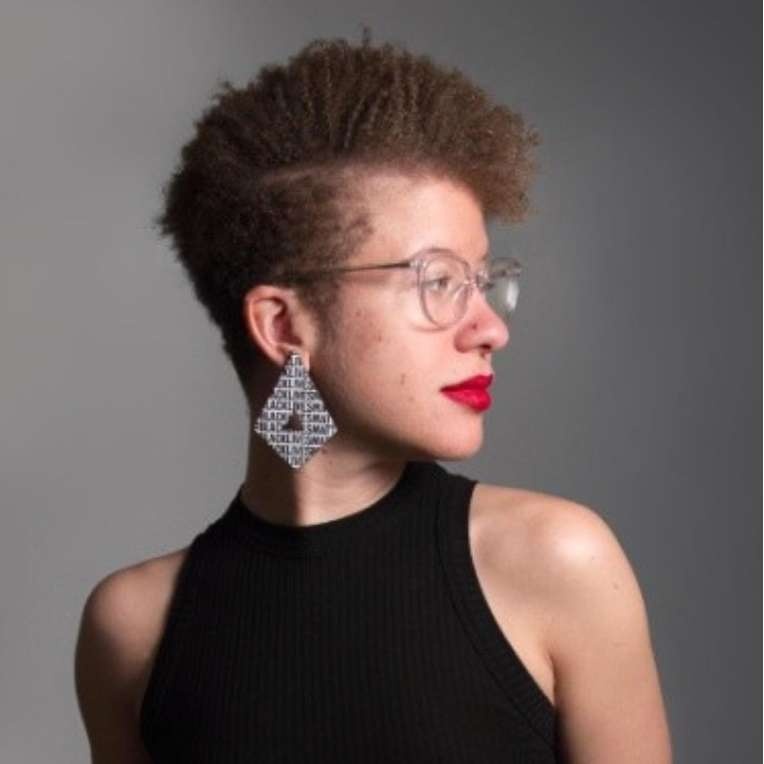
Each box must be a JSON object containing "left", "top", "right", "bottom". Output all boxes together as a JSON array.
[
  {"left": 467, "top": 484, "right": 605, "bottom": 689},
  {"left": 471, "top": 480, "right": 651, "bottom": 665},
  {"left": 74, "top": 547, "right": 190, "bottom": 762},
  {"left": 468, "top": 482, "right": 607, "bottom": 609},
  {"left": 472, "top": 482, "right": 673, "bottom": 763},
  {"left": 471, "top": 481, "right": 634, "bottom": 612}
]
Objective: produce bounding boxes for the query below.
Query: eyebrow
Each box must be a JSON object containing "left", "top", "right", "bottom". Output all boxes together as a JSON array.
[{"left": 413, "top": 246, "right": 490, "bottom": 262}]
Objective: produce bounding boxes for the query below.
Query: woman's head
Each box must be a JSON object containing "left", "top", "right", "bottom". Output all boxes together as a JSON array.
[
  {"left": 249, "top": 171, "right": 514, "bottom": 462},
  {"left": 155, "top": 30, "right": 539, "bottom": 460}
]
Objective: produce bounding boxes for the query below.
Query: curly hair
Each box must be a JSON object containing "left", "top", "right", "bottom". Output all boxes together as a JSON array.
[{"left": 155, "top": 28, "right": 540, "bottom": 391}]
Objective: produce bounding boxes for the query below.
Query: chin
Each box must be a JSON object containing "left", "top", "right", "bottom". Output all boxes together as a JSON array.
[
  {"left": 435, "top": 442, "right": 483, "bottom": 462},
  {"left": 338, "top": 405, "right": 485, "bottom": 462},
  {"left": 422, "top": 427, "right": 484, "bottom": 462}
]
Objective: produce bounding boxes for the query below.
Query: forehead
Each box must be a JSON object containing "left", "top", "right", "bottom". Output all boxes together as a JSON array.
[{"left": 353, "top": 172, "right": 489, "bottom": 263}]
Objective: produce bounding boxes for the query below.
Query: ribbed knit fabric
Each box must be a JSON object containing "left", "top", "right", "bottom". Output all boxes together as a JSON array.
[{"left": 140, "top": 460, "right": 558, "bottom": 762}]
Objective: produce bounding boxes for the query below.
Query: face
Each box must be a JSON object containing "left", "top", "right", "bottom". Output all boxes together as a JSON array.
[{"left": 308, "top": 172, "right": 510, "bottom": 462}]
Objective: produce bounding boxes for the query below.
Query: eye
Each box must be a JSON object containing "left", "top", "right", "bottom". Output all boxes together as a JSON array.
[{"left": 423, "top": 275, "right": 455, "bottom": 293}]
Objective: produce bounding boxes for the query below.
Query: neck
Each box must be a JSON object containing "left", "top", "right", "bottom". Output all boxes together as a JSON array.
[{"left": 240, "top": 424, "right": 409, "bottom": 528}]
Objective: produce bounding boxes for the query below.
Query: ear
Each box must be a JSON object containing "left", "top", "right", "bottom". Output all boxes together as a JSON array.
[{"left": 242, "top": 284, "right": 316, "bottom": 368}]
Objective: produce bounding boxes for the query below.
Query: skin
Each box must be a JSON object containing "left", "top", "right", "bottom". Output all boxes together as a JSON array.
[{"left": 74, "top": 172, "right": 673, "bottom": 763}]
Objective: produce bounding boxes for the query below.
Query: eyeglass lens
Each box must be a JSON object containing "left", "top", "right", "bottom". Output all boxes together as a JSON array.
[{"left": 421, "top": 254, "right": 519, "bottom": 327}]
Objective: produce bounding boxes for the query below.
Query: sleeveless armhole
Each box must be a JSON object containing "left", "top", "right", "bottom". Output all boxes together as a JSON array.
[
  {"left": 435, "top": 468, "right": 558, "bottom": 751},
  {"left": 138, "top": 531, "right": 204, "bottom": 748}
]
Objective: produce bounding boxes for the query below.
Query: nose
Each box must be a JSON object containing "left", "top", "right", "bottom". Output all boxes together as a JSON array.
[{"left": 455, "top": 287, "right": 510, "bottom": 352}]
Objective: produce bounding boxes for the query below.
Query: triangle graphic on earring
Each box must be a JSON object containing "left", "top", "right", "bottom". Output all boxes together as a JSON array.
[
  {"left": 282, "top": 409, "right": 303, "bottom": 432},
  {"left": 253, "top": 352, "right": 338, "bottom": 469}
]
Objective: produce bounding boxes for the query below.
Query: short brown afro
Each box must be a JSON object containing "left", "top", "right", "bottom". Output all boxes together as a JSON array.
[{"left": 155, "top": 27, "right": 540, "bottom": 390}]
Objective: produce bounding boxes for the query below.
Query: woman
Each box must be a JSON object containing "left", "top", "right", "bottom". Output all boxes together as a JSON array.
[{"left": 74, "top": 31, "right": 673, "bottom": 762}]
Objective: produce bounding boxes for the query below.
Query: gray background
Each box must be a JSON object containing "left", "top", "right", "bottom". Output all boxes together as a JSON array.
[{"left": 0, "top": 1, "right": 759, "bottom": 761}]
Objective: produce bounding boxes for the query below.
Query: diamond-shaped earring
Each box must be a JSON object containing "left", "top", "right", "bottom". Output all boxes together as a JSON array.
[{"left": 252, "top": 351, "right": 338, "bottom": 470}]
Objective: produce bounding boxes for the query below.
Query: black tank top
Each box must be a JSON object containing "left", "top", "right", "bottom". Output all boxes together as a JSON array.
[{"left": 140, "top": 459, "right": 558, "bottom": 762}]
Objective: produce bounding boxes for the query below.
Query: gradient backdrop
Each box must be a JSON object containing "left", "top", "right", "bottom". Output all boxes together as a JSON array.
[{"left": 0, "top": 1, "right": 759, "bottom": 761}]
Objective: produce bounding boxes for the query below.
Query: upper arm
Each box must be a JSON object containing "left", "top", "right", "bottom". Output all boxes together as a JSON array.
[
  {"left": 74, "top": 567, "right": 154, "bottom": 764},
  {"left": 534, "top": 501, "right": 673, "bottom": 764}
]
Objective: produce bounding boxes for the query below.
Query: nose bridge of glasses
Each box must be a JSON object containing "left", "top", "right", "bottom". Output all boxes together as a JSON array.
[
  {"left": 459, "top": 263, "right": 491, "bottom": 297},
  {"left": 443, "top": 260, "right": 490, "bottom": 309},
  {"left": 468, "top": 267, "right": 511, "bottom": 319},
  {"left": 446, "top": 270, "right": 490, "bottom": 318}
]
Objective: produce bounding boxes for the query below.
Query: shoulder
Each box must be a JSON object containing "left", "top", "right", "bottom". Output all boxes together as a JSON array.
[
  {"left": 74, "top": 548, "right": 189, "bottom": 759},
  {"left": 472, "top": 482, "right": 648, "bottom": 651},
  {"left": 472, "top": 482, "right": 635, "bottom": 601},
  {"left": 77, "top": 547, "right": 190, "bottom": 660},
  {"left": 474, "top": 483, "right": 673, "bottom": 762},
  {"left": 469, "top": 482, "right": 617, "bottom": 587},
  {"left": 469, "top": 483, "right": 629, "bottom": 650}
]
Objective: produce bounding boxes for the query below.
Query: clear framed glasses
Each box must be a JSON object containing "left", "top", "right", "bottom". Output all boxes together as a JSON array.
[
  {"left": 414, "top": 251, "right": 521, "bottom": 328},
  {"left": 281, "top": 249, "right": 522, "bottom": 329}
]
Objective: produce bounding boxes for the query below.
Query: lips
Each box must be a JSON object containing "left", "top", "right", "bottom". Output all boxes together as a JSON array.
[
  {"left": 440, "top": 374, "right": 494, "bottom": 392},
  {"left": 440, "top": 374, "right": 494, "bottom": 412}
]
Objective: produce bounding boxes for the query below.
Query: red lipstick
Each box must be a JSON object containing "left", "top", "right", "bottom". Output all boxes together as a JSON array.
[{"left": 440, "top": 374, "right": 494, "bottom": 412}]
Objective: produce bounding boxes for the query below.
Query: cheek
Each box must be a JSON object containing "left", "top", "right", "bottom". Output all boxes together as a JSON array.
[
  {"left": 338, "top": 314, "right": 414, "bottom": 398},
  {"left": 326, "top": 293, "right": 444, "bottom": 412},
  {"left": 344, "top": 305, "right": 390, "bottom": 360},
  {"left": 395, "top": 371, "right": 417, "bottom": 408}
]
